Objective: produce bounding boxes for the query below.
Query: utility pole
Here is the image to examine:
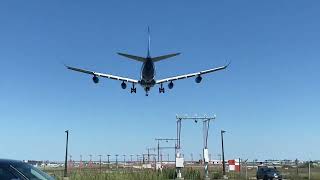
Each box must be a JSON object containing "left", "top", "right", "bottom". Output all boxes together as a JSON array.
[
  {"left": 191, "top": 153, "right": 193, "bottom": 162},
  {"left": 295, "top": 159, "right": 299, "bottom": 175},
  {"left": 147, "top": 149, "right": 150, "bottom": 164},
  {"left": 130, "top": 154, "right": 133, "bottom": 163},
  {"left": 89, "top": 154, "right": 92, "bottom": 168},
  {"left": 244, "top": 159, "right": 248, "bottom": 180},
  {"left": 79, "top": 155, "right": 83, "bottom": 170},
  {"left": 64, "top": 130, "right": 69, "bottom": 178},
  {"left": 98, "top": 155, "right": 102, "bottom": 173},
  {"left": 107, "top": 154, "right": 111, "bottom": 168},
  {"left": 123, "top": 155, "right": 126, "bottom": 165},
  {"left": 309, "top": 161, "right": 312, "bottom": 180},
  {"left": 115, "top": 154, "right": 119, "bottom": 169},
  {"left": 221, "top": 130, "right": 227, "bottom": 179}
]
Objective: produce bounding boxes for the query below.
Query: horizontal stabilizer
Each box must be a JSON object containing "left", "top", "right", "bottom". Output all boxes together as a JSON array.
[
  {"left": 117, "top": 53, "right": 146, "bottom": 62},
  {"left": 151, "top": 53, "right": 181, "bottom": 62}
]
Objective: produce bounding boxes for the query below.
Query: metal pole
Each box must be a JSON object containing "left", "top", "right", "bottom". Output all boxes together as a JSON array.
[
  {"left": 203, "top": 119, "right": 212, "bottom": 180},
  {"left": 176, "top": 118, "right": 182, "bottom": 179},
  {"left": 157, "top": 140, "right": 160, "bottom": 162},
  {"left": 239, "top": 158, "right": 241, "bottom": 178},
  {"left": 246, "top": 162, "right": 248, "bottom": 180},
  {"left": 147, "top": 149, "right": 150, "bottom": 164},
  {"left": 309, "top": 161, "right": 311, "bottom": 180},
  {"left": 221, "top": 130, "right": 226, "bottom": 179},
  {"left": 295, "top": 159, "right": 299, "bottom": 175},
  {"left": 64, "top": 130, "right": 69, "bottom": 177},
  {"left": 175, "top": 115, "right": 216, "bottom": 179},
  {"left": 79, "top": 155, "right": 82, "bottom": 171},
  {"left": 115, "top": 154, "right": 118, "bottom": 169},
  {"left": 89, "top": 154, "right": 92, "bottom": 168},
  {"left": 107, "top": 155, "right": 110, "bottom": 168},
  {"left": 99, "top": 155, "right": 102, "bottom": 173}
]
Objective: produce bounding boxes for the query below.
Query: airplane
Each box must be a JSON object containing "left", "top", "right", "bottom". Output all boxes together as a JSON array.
[{"left": 66, "top": 27, "right": 229, "bottom": 96}]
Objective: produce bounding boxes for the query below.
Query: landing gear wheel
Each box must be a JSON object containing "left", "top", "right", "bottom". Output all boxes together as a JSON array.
[
  {"left": 131, "top": 88, "right": 136, "bottom": 93},
  {"left": 159, "top": 88, "right": 165, "bottom": 93},
  {"left": 131, "top": 83, "right": 136, "bottom": 93}
]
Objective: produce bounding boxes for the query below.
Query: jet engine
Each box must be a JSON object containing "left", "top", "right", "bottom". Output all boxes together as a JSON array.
[
  {"left": 121, "top": 82, "right": 127, "bottom": 89},
  {"left": 168, "top": 82, "right": 174, "bottom": 89},
  {"left": 195, "top": 75, "right": 202, "bottom": 83},
  {"left": 92, "top": 76, "right": 99, "bottom": 84}
]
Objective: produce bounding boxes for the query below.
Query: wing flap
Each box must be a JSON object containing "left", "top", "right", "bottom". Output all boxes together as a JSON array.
[
  {"left": 66, "top": 65, "right": 138, "bottom": 83},
  {"left": 156, "top": 63, "right": 229, "bottom": 84}
]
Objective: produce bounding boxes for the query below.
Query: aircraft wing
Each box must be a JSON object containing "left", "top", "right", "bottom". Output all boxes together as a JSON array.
[
  {"left": 156, "top": 63, "right": 229, "bottom": 84},
  {"left": 66, "top": 66, "right": 139, "bottom": 83}
]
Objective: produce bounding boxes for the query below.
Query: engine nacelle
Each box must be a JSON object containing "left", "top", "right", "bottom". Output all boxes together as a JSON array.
[
  {"left": 195, "top": 76, "right": 202, "bottom": 83},
  {"left": 121, "top": 82, "right": 127, "bottom": 89},
  {"left": 168, "top": 82, "right": 174, "bottom": 89},
  {"left": 92, "top": 76, "right": 99, "bottom": 84}
]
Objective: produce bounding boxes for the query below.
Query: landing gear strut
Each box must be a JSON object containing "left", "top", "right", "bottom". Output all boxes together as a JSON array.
[
  {"left": 159, "top": 83, "right": 165, "bottom": 93},
  {"left": 131, "top": 83, "right": 136, "bottom": 93},
  {"left": 145, "top": 87, "right": 150, "bottom": 96}
]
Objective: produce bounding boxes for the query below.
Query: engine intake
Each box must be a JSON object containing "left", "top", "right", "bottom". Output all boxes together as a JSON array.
[
  {"left": 121, "top": 82, "right": 127, "bottom": 89},
  {"left": 168, "top": 82, "right": 174, "bottom": 89},
  {"left": 195, "top": 75, "right": 202, "bottom": 83},
  {"left": 92, "top": 76, "right": 99, "bottom": 84}
]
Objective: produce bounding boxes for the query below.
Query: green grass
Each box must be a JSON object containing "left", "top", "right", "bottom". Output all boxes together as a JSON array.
[{"left": 44, "top": 165, "right": 320, "bottom": 180}]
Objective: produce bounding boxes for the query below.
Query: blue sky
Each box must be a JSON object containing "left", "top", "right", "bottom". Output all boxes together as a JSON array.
[{"left": 0, "top": 0, "right": 319, "bottom": 162}]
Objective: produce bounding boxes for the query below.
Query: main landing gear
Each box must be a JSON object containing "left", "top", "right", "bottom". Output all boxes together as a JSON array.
[
  {"left": 159, "top": 83, "right": 165, "bottom": 93},
  {"left": 131, "top": 83, "right": 136, "bottom": 93}
]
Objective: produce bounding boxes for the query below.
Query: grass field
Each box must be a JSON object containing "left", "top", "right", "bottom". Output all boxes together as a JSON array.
[{"left": 43, "top": 165, "right": 320, "bottom": 180}]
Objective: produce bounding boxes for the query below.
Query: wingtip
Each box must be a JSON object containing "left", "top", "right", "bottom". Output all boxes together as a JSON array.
[
  {"left": 61, "top": 62, "right": 69, "bottom": 69},
  {"left": 225, "top": 59, "right": 232, "bottom": 67}
]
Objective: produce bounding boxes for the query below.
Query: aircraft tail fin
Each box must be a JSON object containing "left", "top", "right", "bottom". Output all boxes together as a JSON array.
[
  {"left": 147, "top": 26, "right": 151, "bottom": 57},
  {"left": 117, "top": 53, "right": 146, "bottom": 62},
  {"left": 151, "top": 53, "right": 181, "bottom": 62}
]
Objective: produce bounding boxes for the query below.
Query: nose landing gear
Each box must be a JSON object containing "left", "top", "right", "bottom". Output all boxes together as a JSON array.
[{"left": 145, "top": 87, "right": 150, "bottom": 96}]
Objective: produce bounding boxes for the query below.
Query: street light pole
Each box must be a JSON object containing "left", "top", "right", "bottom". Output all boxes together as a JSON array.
[
  {"left": 115, "top": 154, "right": 119, "bottom": 169},
  {"left": 64, "top": 130, "right": 69, "bottom": 177},
  {"left": 221, "top": 130, "right": 227, "bottom": 179},
  {"left": 107, "top": 154, "right": 111, "bottom": 168},
  {"left": 99, "top": 155, "right": 102, "bottom": 173}
]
